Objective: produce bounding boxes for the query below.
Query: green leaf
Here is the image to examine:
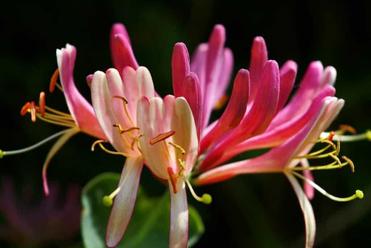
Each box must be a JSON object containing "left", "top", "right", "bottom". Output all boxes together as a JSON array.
[{"left": 81, "top": 172, "right": 204, "bottom": 248}]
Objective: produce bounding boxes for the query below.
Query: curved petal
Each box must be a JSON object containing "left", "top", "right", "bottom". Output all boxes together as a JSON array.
[
  {"left": 56, "top": 44, "right": 104, "bottom": 139},
  {"left": 42, "top": 128, "right": 79, "bottom": 195},
  {"left": 172, "top": 42, "right": 190, "bottom": 97},
  {"left": 277, "top": 60, "right": 297, "bottom": 111},
  {"left": 169, "top": 179, "right": 188, "bottom": 248},
  {"left": 285, "top": 173, "right": 316, "bottom": 248},
  {"left": 106, "top": 156, "right": 143, "bottom": 248},
  {"left": 110, "top": 23, "right": 139, "bottom": 72},
  {"left": 200, "top": 69, "right": 249, "bottom": 153},
  {"left": 249, "top": 36, "right": 268, "bottom": 98},
  {"left": 91, "top": 71, "right": 135, "bottom": 155}
]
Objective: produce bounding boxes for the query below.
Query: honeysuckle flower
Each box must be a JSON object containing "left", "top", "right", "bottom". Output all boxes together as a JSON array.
[
  {"left": 0, "top": 44, "right": 105, "bottom": 195},
  {"left": 90, "top": 67, "right": 207, "bottom": 248},
  {"left": 170, "top": 25, "right": 366, "bottom": 247}
]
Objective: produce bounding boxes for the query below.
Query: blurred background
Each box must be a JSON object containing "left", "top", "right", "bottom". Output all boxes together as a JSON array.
[{"left": 0, "top": 0, "right": 370, "bottom": 247}]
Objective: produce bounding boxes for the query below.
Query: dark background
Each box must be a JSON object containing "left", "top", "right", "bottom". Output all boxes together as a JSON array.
[{"left": 0, "top": 0, "right": 371, "bottom": 247}]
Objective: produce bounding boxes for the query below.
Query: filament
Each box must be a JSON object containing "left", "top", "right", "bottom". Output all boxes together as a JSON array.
[
  {"left": 0, "top": 129, "right": 72, "bottom": 158},
  {"left": 91, "top": 140, "right": 129, "bottom": 157},
  {"left": 185, "top": 179, "right": 212, "bottom": 204},
  {"left": 291, "top": 171, "right": 364, "bottom": 202},
  {"left": 102, "top": 186, "right": 121, "bottom": 207}
]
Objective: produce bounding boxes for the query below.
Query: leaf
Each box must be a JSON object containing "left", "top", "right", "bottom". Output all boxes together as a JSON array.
[{"left": 81, "top": 172, "right": 204, "bottom": 248}]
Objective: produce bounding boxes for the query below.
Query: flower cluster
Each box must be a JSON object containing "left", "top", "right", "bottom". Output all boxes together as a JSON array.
[{"left": 2, "top": 23, "right": 369, "bottom": 248}]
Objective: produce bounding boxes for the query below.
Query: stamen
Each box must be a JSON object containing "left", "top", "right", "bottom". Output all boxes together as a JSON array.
[
  {"left": 0, "top": 129, "right": 71, "bottom": 158},
  {"left": 168, "top": 142, "right": 186, "bottom": 155},
  {"left": 30, "top": 102, "right": 37, "bottom": 122},
  {"left": 339, "top": 124, "right": 357, "bottom": 134},
  {"left": 291, "top": 171, "right": 364, "bottom": 202},
  {"left": 214, "top": 95, "right": 228, "bottom": 110},
  {"left": 322, "top": 130, "right": 371, "bottom": 142},
  {"left": 49, "top": 69, "right": 60, "bottom": 93},
  {"left": 39, "top": 92, "right": 46, "bottom": 117},
  {"left": 185, "top": 180, "right": 212, "bottom": 204},
  {"left": 113, "top": 124, "right": 140, "bottom": 134},
  {"left": 20, "top": 102, "right": 32, "bottom": 116},
  {"left": 113, "top": 96, "right": 128, "bottom": 104},
  {"left": 167, "top": 167, "right": 178, "bottom": 193},
  {"left": 91, "top": 140, "right": 129, "bottom": 157},
  {"left": 113, "top": 96, "right": 135, "bottom": 126},
  {"left": 102, "top": 187, "right": 121, "bottom": 207},
  {"left": 150, "top": 130, "right": 176, "bottom": 145}
]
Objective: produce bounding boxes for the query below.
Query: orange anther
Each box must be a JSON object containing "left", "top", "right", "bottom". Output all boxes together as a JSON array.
[
  {"left": 149, "top": 130, "right": 176, "bottom": 145},
  {"left": 113, "top": 96, "right": 128, "bottom": 104},
  {"left": 328, "top": 131, "right": 335, "bottom": 142},
  {"left": 49, "top": 68, "right": 59, "bottom": 93},
  {"left": 20, "top": 102, "right": 31, "bottom": 116},
  {"left": 30, "top": 102, "right": 37, "bottom": 122},
  {"left": 214, "top": 95, "right": 229, "bottom": 110},
  {"left": 167, "top": 167, "right": 178, "bottom": 193},
  {"left": 39, "top": 92, "right": 46, "bottom": 117},
  {"left": 339, "top": 124, "right": 357, "bottom": 134}
]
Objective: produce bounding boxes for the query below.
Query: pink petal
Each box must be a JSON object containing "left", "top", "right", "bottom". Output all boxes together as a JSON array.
[
  {"left": 249, "top": 36, "right": 268, "bottom": 97},
  {"left": 110, "top": 23, "right": 139, "bottom": 72},
  {"left": 190, "top": 44, "right": 207, "bottom": 91},
  {"left": 270, "top": 61, "right": 324, "bottom": 128},
  {"left": 172, "top": 42, "right": 190, "bottom": 97},
  {"left": 56, "top": 44, "right": 104, "bottom": 139},
  {"left": 223, "top": 85, "right": 335, "bottom": 159},
  {"left": 169, "top": 180, "right": 188, "bottom": 248},
  {"left": 200, "top": 60, "right": 279, "bottom": 171},
  {"left": 277, "top": 60, "right": 297, "bottom": 111},
  {"left": 213, "top": 48, "right": 234, "bottom": 104},
  {"left": 285, "top": 173, "right": 316, "bottom": 248},
  {"left": 91, "top": 71, "right": 135, "bottom": 155},
  {"left": 106, "top": 157, "right": 143, "bottom": 248},
  {"left": 200, "top": 69, "right": 249, "bottom": 153},
  {"left": 42, "top": 128, "right": 79, "bottom": 196}
]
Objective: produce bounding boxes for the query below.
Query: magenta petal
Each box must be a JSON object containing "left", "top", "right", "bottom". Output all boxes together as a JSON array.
[
  {"left": 199, "top": 61, "right": 279, "bottom": 171},
  {"left": 205, "top": 24, "right": 226, "bottom": 84},
  {"left": 110, "top": 24, "right": 139, "bottom": 72},
  {"left": 172, "top": 42, "right": 191, "bottom": 97},
  {"left": 213, "top": 48, "right": 234, "bottom": 104},
  {"left": 183, "top": 73, "right": 202, "bottom": 138},
  {"left": 106, "top": 157, "right": 143, "bottom": 248},
  {"left": 200, "top": 69, "right": 249, "bottom": 153},
  {"left": 277, "top": 60, "right": 297, "bottom": 111},
  {"left": 57, "top": 45, "right": 104, "bottom": 139},
  {"left": 169, "top": 180, "right": 188, "bottom": 248},
  {"left": 249, "top": 36, "right": 268, "bottom": 98}
]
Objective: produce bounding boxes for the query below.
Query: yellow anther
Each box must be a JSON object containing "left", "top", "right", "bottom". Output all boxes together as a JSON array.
[{"left": 0, "top": 150, "right": 5, "bottom": 159}]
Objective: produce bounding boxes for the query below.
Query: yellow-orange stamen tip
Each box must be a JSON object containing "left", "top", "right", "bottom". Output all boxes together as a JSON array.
[
  {"left": 339, "top": 124, "right": 357, "bottom": 134},
  {"left": 214, "top": 95, "right": 228, "bottom": 110},
  {"left": 49, "top": 68, "right": 59, "bottom": 93},
  {"left": 39, "top": 92, "right": 46, "bottom": 116},
  {"left": 20, "top": 102, "right": 31, "bottom": 116},
  {"left": 30, "top": 102, "right": 37, "bottom": 122},
  {"left": 150, "top": 130, "right": 176, "bottom": 145},
  {"left": 342, "top": 156, "right": 355, "bottom": 173},
  {"left": 328, "top": 131, "right": 336, "bottom": 142},
  {"left": 113, "top": 96, "right": 128, "bottom": 104}
]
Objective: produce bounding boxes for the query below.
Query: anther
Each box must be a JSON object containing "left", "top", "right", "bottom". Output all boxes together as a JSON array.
[
  {"left": 30, "top": 102, "right": 37, "bottom": 122},
  {"left": 168, "top": 142, "right": 186, "bottom": 155},
  {"left": 167, "top": 167, "right": 178, "bottom": 193},
  {"left": 339, "top": 124, "right": 357, "bottom": 134},
  {"left": 39, "top": 92, "right": 46, "bottom": 117},
  {"left": 113, "top": 96, "right": 128, "bottom": 104},
  {"left": 49, "top": 69, "right": 59, "bottom": 93},
  {"left": 102, "top": 187, "right": 121, "bottom": 207},
  {"left": 150, "top": 130, "right": 176, "bottom": 145},
  {"left": 185, "top": 180, "right": 212, "bottom": 204},
  {"left": 342, "top": 156, "right": 355, "bottom": 173},
  {"left": 214, "top": 95, "right": 228, "bottom": 110},
  {"left": 20, "top": 102, "right": 32, "bottom": 116}
]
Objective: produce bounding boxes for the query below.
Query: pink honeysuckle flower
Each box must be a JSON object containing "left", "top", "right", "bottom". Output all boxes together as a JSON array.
[
  {"left": 91, "top": 66, "right": 207, "bottom": 248},
  {"left": 196, "top": 96, "right": 364, "bottom": 248},
  {"left": 91, "top": 66, "right": 154, "bottom": 248},
  {"left": 0, "top": 44, "right": 105, "bottom": 196}
]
